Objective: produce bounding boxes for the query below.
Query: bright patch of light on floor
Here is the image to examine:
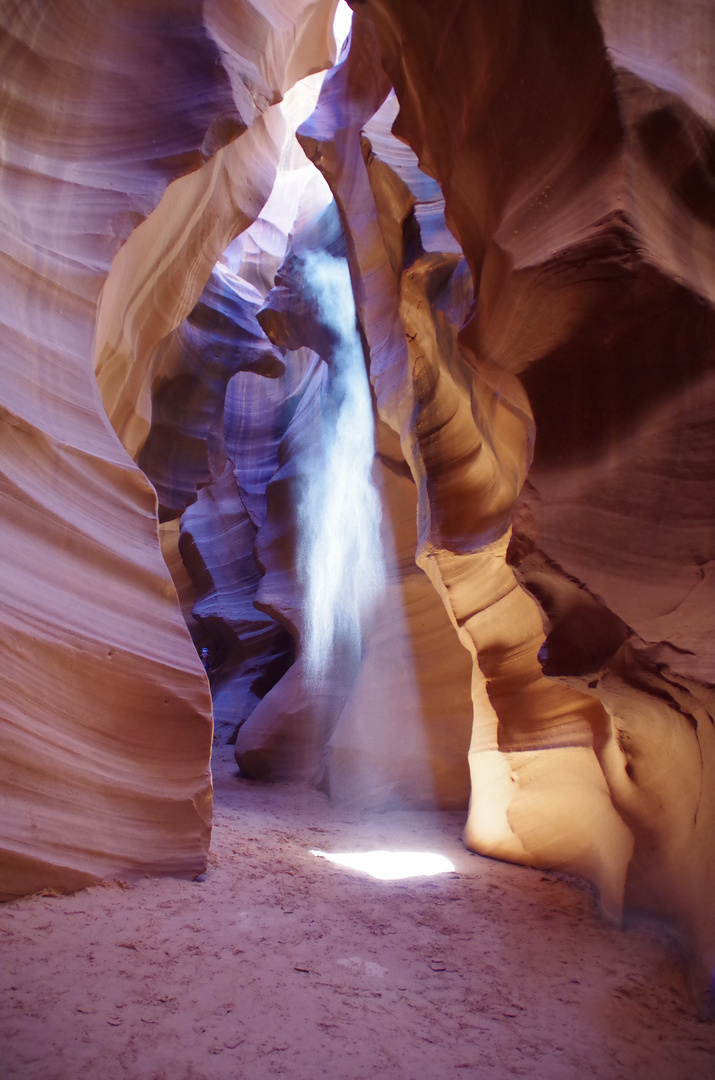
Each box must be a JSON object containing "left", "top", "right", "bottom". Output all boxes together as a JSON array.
[{"left": 310, "top": 849, "right": 456, "bottom": 881}]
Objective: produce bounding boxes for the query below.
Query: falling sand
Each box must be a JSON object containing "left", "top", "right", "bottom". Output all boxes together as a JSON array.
[{"left": 1, "top": 739, "right": 714, "bottom": 1080}]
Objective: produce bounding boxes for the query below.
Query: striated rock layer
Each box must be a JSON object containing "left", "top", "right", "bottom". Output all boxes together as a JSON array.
[
  {"left": 0, "top": 0, "right": 337, "bottom": 896},
  {"left": 231, "top": 203, "right": 473, "bottom": 808},
  {"left": 349, "top": 0, "right": 715, "bottom": 1001},
  {"left": 1, "top": 0, "right": 714, "bottom": 1010}
]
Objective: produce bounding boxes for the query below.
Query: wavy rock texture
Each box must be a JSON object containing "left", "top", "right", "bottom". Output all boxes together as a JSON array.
[
  {"left": 173, "top": 78, "right": 336, "bottom": 751},
  {"left": 228, "top": 201, "right": 473, "bottom": 809},
  {"left": 2, "top": 0, "right": 714, "bottom": 1011},
  {"left": 0, "top": 0, "right": 336, "bottom": 896},
  {"left": 352, "top": 0, "right": 715, "bottom": 1001}
]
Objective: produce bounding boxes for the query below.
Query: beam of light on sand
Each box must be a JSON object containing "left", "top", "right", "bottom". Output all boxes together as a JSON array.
[{"left": 310, "top": 850, "right": 456, "bottom": 881}]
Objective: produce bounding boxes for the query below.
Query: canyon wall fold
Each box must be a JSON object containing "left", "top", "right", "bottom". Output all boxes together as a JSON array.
[
  {"left": 1, "top": 0, "right": 713, "bottom": 1010},
  {"left": 0, "top": 0, "right": 336, "bottom": 895},
  {"left": 358, "top": 0, "right": 715, "bottom": 1002}
]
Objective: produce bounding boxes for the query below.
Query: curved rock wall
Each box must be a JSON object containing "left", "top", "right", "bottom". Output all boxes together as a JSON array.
[
  {"left": 1, "top": 0, "right": 713, "bottom": 1007},
  {"left": 358, "top": 0, "right": 715, "bottom": 1000},
  {"left": 223, "top": 200, "right": 473, "bottom": 809},
  {"left": 0, "top": 0, "right": 336, "bottom": 896}
]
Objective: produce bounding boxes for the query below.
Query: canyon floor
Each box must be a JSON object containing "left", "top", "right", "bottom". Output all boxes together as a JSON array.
[{"left": 1, "top": 739, "right": 714, "bottom": 1080}]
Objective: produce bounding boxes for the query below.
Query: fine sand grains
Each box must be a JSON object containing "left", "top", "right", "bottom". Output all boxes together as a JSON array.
[{"left": 1, "top": 740, "right": 714, "bottom": 1080}]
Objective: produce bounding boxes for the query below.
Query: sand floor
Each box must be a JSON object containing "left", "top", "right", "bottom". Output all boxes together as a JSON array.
[{"left": 2, "top": 740, "right": 714, "bottom": 1080}]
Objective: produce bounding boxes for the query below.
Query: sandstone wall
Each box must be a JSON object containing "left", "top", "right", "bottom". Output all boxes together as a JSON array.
[
  {"left": 357, "top": 0, "right": 715, "bottom": 1001},
  {"left": 1, "top": 0, "right": 713, "bottom": 1008},
  {"left": 0, "top": 0, "right": 336, "bottom": 895}
]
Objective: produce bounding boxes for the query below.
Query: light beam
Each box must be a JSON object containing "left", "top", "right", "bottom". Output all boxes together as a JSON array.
[{"left": 297, "top": 251, "right": 387, "bottom": 684}]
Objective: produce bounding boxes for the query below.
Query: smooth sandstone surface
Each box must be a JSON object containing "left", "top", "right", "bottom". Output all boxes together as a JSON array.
[
  {"left": 0, "top": 0, "right": 336, "bottom": 894},
  {"left": 360, "top": 0, "right": 715, "bottom": 998},
  {"left": 1, "top": 0, "right": 714, "bottom": 1011}
]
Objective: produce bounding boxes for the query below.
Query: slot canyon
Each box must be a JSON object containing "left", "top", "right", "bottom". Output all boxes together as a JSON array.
[{"left": 1, "top": 1, "right": 715, "bottom": 1076}]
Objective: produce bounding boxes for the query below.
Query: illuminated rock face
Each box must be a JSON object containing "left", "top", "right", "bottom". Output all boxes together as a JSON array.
[
  {"left": 230, "top": 206, "right": 473, "bottom": 808},
  {"left": 354, "top": 0, "right": 715, "bottom": 1000},
  {"left": 0, "top": 0, "right": 336, "bottom": 896},
  {"left": 1, "top": 0, "right": 713, "bottom": 1005}
]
